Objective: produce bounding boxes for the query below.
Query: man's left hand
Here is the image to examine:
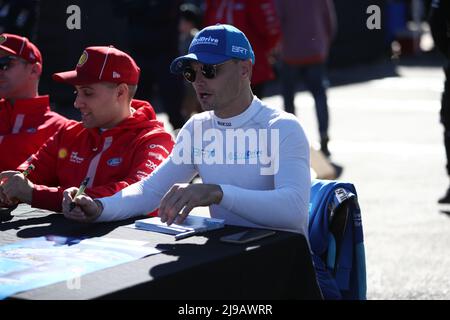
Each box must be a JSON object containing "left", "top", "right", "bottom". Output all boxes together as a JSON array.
[
  {"left": 159, "top": 183, "right": 223, "bottom": 226},
  {"left": 0, "top": 171, "right": 34, "bottom": 205}
]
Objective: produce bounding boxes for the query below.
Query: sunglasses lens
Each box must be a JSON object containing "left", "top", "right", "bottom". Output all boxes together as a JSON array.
[
  {"left": 202, "top": 65, "right": 216, "bottom": 79},
  {"left": 183, "top": 64, "right": 220, "bottom": 82},
  {"left": 183, "top": 67, "right": 196, "bottom": 82}
]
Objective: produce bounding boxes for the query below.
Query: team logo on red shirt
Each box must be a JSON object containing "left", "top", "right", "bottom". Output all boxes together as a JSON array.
[
  {"left": 148, "top": 144, "right": 170, "bottom": 155},
  {"left": 58, "top": 148, "right": 68, "bottom": 159},
  {"left": 145, "top": 160, "right": 158, "bottom": 171},
  {"left": 147, "top": 151, "right": 165, "bottom": 162},
  {"left": 70, "top": 152, "right": 84, "bottom": 164},
  {"left": 107, "top": 157, "right": 122, "bottom": 167}
]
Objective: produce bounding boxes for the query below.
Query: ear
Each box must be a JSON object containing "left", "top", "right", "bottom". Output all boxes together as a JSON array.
[
  {"left": 30, "top": 62, "right": 42, "bottom": 78},
  {"left": 240, "top": 60, "right": 252, "bottom": 80},
  {"left": 116, "top": 83, "right": 129, "bottom": 100}
]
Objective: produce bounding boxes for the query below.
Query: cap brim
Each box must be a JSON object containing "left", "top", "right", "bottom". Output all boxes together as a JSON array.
[
  {"left": 52, "top": 70, "right": 91, "bottom": 85},
  {"left": 170, "top": 52, "right": 230, "bottom": 74},
  {"left": 0, "top": 45, "right": 18, "bottom": 56}
]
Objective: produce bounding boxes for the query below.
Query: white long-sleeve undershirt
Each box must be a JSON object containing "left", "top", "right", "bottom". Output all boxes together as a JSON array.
[{"left": 96, "top": 97, "right": 310, "bottom": 236}]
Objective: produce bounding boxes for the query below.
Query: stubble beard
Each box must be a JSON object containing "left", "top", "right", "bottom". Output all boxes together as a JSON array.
[{"left": 200, "top": 102, "right": 215, "bottom": 112}]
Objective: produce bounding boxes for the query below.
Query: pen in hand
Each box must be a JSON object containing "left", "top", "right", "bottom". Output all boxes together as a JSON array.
[
  {"left": 69, "top": 177, "right": 90, "bottom": 212},
  {"left": 0, "top": 164, "right": 35, "bottom": 207},
  {"left": 174, "top": 230, "right": 197, "bottom": 241},
  {"left": 22, "top": 164, "right": 35, "bottom": 177}
]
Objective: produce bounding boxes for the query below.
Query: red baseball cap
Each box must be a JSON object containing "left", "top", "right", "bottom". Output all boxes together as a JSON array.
[
  {"left": 52, "top": 46, "right": 140, "bottom": 86},
  {"left": 0, "top": 33, "right": 42, "bottom": 64}
]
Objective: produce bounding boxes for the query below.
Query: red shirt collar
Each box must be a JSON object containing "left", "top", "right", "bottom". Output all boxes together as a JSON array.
[{"left": 11, "top": 95, "right": 50, "bottom": 113}]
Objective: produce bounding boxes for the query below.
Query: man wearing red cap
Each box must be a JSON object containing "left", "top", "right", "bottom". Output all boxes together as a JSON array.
[
  {"left": 0, "top": 33, "right": 68, "bottom": 172},
  {"left": 0, "top": 45, "right": 174, "bottom": 213}
]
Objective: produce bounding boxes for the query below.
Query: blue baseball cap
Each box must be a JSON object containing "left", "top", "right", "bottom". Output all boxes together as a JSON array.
[{"left": 170, "top": 24, "right": 255, "bottom": 74}]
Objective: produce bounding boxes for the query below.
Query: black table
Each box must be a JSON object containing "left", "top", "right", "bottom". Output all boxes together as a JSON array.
[{"left": 0, "top": 205, "right": 322, "bottom": 300}]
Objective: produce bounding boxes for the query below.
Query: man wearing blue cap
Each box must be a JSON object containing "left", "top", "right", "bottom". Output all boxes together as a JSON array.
[{"left": 62, "top": 25, "right": 311, "bottom": 239}]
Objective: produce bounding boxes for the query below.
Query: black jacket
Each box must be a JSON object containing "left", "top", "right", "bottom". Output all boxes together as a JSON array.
[{"left": 429, "top": 0, "right": 450, "bottom": 59}]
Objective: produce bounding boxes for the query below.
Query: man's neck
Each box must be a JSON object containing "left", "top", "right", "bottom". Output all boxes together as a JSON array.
[
  {"left": 214, "top": 89, "right": 254, "bottom": 119},
  {"left": 102, "top": 105, "right": 133, "bottom": 129},
  {"left": 7, "top": 89, "right": 39, "bottom": 105}
]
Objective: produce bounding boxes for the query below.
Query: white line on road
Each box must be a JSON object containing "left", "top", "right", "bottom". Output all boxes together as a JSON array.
[{"left": 331, "top": 140, "right": 443, "bottom": 155}]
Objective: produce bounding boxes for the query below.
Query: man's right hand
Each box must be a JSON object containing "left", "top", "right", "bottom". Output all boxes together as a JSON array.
[
  {"left": 0, "top": 187, "right": 10, "bottom": 208},
  {"left": 0, "top": 174, "right": 20, "bottom": 207},
  {"left": 62, "top": 187, "right": 102, "bottom": 223}
]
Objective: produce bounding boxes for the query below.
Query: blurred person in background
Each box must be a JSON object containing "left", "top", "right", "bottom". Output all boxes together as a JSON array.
[
  {"left": 429, "top": 0, "right": 450, "bottom": 203},
  {"left": 204, "top": 0, "right": 281, "bottom": 98},
  {"left": 0, "top": 0, "right": 39, "bottom": 40},
  {"left": 113, "top": 0, "right": 187, "bottom": 130},
  {"left": 275, "top": 0, "right": 336, "bottom": 158},
  {"left": 179, "top": 3, "right": 202, "bottom": 56},
  {"left": 178, "top": 2, "right": 203, "bottom": 119}
]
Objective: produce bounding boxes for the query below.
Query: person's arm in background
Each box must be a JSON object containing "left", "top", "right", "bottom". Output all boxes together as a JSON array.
[
  {"left": 324, "top": 0, "right": 338, "bottom": 46},
  {"left": 248, "top": 0, "right": 281, "bottom": 51},
  {"left": 273, "top": 0, "right": 283, "bottom": 24},
  {"left": 203, "top": 0, "right": 220, "bottom": 26}
]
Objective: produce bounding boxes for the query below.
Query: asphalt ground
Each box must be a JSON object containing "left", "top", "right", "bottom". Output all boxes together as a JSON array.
[{"left": 262, "top": 52, "right": 450, "bottom": 300}]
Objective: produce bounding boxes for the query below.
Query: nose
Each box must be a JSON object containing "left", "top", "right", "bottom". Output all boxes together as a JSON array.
[
  {"left": 73, "top": 94, "right": 84, "bottom": 109},
  {"left": 193, "top": 69, "right": 207, "bottom": 85}
]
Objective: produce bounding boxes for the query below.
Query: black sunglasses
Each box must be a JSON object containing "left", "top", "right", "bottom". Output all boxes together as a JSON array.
[
  {"left": 182, "top": 61, "right": 231, "bottom": 83},
  {"left": 0, "top": 56, "right": 23, "bottom": 71}
]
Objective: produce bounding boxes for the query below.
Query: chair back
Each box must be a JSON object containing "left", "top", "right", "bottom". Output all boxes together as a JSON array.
[{"left": 308, "top": 179, "right": 366, "bottom": 300}]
